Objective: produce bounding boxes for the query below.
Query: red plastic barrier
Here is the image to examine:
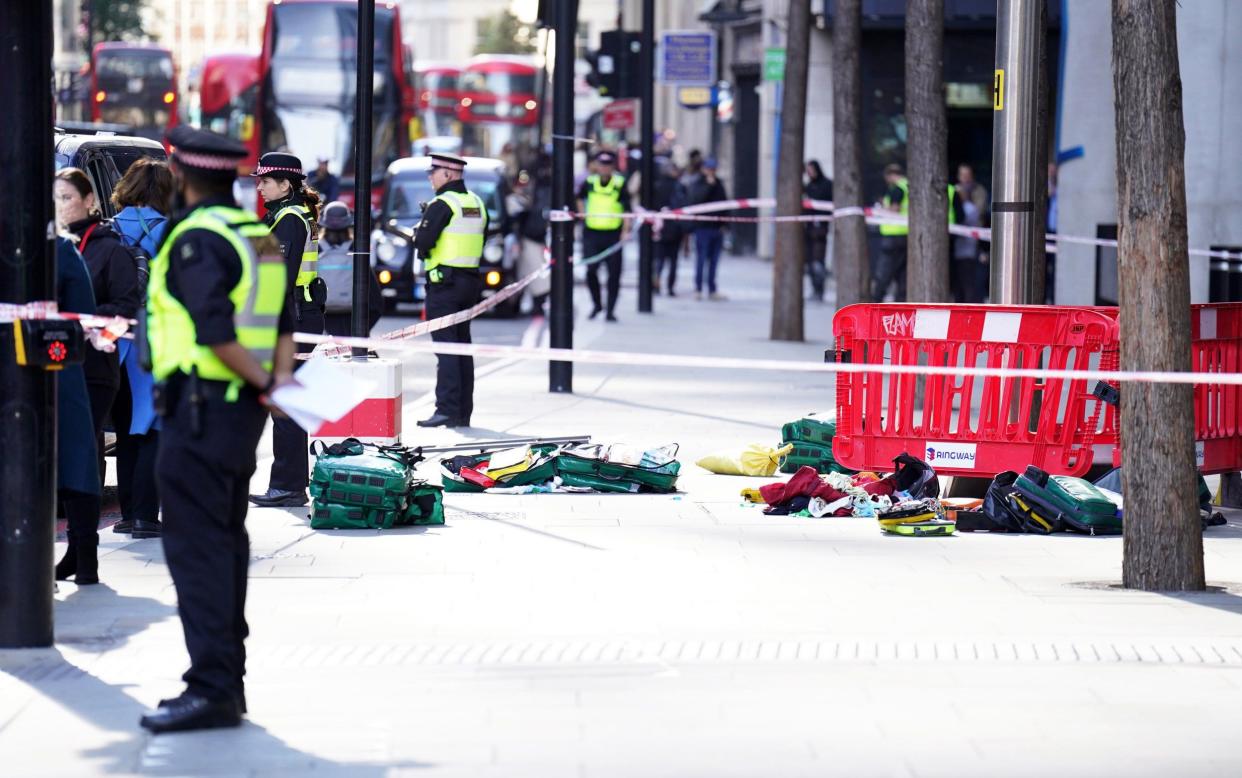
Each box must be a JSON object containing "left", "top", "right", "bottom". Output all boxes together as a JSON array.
[
  {"left": 1097, "top": 303, "right": 1242, "bottom": 474},
  {"left": 832, "top": 304, "right": 1120, "bottom": 478}
]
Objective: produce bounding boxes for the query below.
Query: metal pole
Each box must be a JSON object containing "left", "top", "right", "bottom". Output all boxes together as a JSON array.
[
  {"left": 351, "top": 0, "right": 375, "bottom": 357},
  {"left": 637, "top": 0, "right": 655, "bottom": 313},
  {"left": 989, "top": 0, "right": 1042, "bottom": 304},
  {"left": 0, "top": 0, "right": 56, "bottom": 648},
  {"left": 549, "top": 0, "right": 577, "bottom": 393}
]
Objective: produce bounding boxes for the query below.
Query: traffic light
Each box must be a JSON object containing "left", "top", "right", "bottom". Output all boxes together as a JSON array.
[{"left": 587, "top": 30, "right": 642, "bottom": 99}]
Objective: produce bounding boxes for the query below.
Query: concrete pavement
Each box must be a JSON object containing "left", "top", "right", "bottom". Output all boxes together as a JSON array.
[{"left": 3, "top": 253, "right": 1242, "bottom": 777}]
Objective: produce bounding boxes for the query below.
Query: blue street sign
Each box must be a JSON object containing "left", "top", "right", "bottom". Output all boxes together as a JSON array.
[{"left": 660, "top": 31, "right": 717, "bottom": 86}]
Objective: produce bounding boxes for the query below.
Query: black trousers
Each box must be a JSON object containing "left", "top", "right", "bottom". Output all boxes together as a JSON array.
[
  {"left": 426, "top": 270, "right": 482, "bottom": 422},
  {"left": 805, "top": 230, "right": 829, "bottom": 300},
  {"left": 583, "top": 228, "right": 623, "bottom": 314},
  {"left": 653, "top": 240, "right": 680, "bottom": 293},
  {"left": 873, "top": 235, "right": 908, "bottom": 302},
  {"left": 157, "top": 379, "right": 268, "bottom": 702},
  {"left": 113, "top": 370, "right": 160, "bottom": 523},
  {"left": 269, "top": 304, "right": 324, "bottom": 492},
  {"left": 85, "top": 377, "right": 118, "bottom": 493}
]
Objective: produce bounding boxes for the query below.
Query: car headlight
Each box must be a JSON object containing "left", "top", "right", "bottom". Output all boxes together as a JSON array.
[
  {"left": 483, "top": 240, "right": 503, "bottom": 262},
  {"left": 376, "top": 239, "right": 398, "bottom": 264}
]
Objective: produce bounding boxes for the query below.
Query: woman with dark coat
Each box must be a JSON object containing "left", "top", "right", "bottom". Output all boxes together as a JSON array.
[
  {"left": 53, "top": 237, "right": 103, "bottom": 584},
  {"left": 54, "top": 167, "right": 142, "bottom": 492},
  {"left": 803, "top": 160, "right": 833, "bottom": 302}
]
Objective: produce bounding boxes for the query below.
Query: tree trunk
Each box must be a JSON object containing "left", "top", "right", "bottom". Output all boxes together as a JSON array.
[
  {"left": 903, "top": 0, "right": 949, "bottom": 303},
  {"left": 1112, "top": 0, "right": 1203, "bottom": 591},
  {"left": 769, "top": 0, "right": 811, "bottom": 341},
  {"left": 832, "top": 0, "right": 869, "bottom": 310}
]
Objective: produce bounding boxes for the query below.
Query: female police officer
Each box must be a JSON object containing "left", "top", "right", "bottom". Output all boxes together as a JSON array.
[
  {"left": 249, "top": 152, "right": 324, "bottom": 507},
  {"left": 139, "top": 126, "right": 295, "bottom": 733}
]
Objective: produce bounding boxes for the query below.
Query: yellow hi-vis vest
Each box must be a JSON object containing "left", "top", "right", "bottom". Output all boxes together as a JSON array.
[
  {"left": 879, "top": 177, "right": 909, "bottom": 236},
  {"left": 147, "top": 205, "right": 287, "bottom": 398},
  {"left": 272, "top": 204, "right": 318, "bottom": 297},
  {"left": 423, "top": 190, "right": 486, "bottom": 276},
  {"left": 584, "top": 173, "right": 625, "bottom": 231},
  {"left": 947, "top": 183, "right": 958, "bottom": 225}
]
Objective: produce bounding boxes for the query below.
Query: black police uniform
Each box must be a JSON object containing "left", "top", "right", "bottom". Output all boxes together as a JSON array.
[
  {"left": 142, "top": 127, "right": 294, "bottom": 734},
  {"left": 414, "top": 177, "right": 486, "bottom": 427},
  {"left": 262, "top": 189, "right": 324, "bottom": 497}
]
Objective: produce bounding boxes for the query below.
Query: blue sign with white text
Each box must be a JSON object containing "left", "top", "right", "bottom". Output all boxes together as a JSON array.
[{"left": 660, "top": 31, "right": 717, "bottom": 86}]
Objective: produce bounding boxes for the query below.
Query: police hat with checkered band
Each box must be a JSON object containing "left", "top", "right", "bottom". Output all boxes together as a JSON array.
[
  {"left": 251, "top": 151, "right": 307, "bottom": 180},
  {"left": 166, "top": 125, "right": 248, "bottom": 174}
]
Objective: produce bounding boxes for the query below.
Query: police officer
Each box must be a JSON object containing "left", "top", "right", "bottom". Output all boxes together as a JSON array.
[
  {"left": 249, "top": 152, "right": 324, "bottom": 507},
  {"left": 139, "top": 127, "right": 294, "bottom": 733},
  {"left": 576, "top": 150, "right": 631, "bottom": 321},
  {"left": 413, "top": 153, "right": 486, "bottom": 428}
]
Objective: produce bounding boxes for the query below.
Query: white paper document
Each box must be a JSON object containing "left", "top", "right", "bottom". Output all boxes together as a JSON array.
[{"left": 269, "top": 357, "right": 378, "bottom": 433}]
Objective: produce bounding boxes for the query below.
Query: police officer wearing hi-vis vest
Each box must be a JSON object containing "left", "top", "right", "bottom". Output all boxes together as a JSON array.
[
  {"left": 872, "top": 162, "right": 964, "bottom": 302},
  {"left": 576, "top": 150, "right": 631, "bottom": 321},
  {"left": 139, "top": 126, "right": 295, "bottom": 734},
  {"left": 414, "top": 153, "right": 487, "bottom": 428},
  {"left": 249, "top": 152, "right": 325, "bottom": 507}
]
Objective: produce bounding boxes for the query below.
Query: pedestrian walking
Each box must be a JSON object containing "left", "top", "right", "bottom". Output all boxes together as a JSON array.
[
  {"left": 414, "top": 153, "right": 487, "bottom": 428},
  {"left": 873, "top": 163, "right": 909, "bottom": 302},
  {"left": 576, "top": 150, "right": 630, "bottom": 321},
  {"left": 307, "top": 158, "right": 340, "bottom": 203},
  {"left": 508, "top": 167, "right": 552, "bottom": 315},
  {"left": 53, "top": 237, "right": 102, "bottom": 586},
  {"left": 54, "top": 167, "right": 142, "bottom": 496},
  {"left": 110, "top": 157, "right": 175, "bottom": 539},
  {"left": 688, "top": 158, "right": 728, "bottom": 300},
  {"left": 952, "top": 163, "right": 988, "bottom": 303},
  {"left": 138, "top": 126, "right": 295, "bottom": 734},
  {"left": 249, "top": 152, "right": 325, "bottom": 508},
  {"left": 315, "top": 201, "right": 383, "bottom": 337},
  {"left": 651, "top": 160, "right": 687, "bottom": 296},
  {"left": 803, "top": 160, "right": 833, "bottom": 302}
]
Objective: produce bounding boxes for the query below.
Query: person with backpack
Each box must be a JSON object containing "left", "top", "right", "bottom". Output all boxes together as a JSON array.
[
  {"left": 509, "top": 166, "right": 552, "bottom": 315},
  {"left": 651, "top": 160, "right": 688, "bottom": 296},
  {"left": 54, "top": 167, "right": 142, "bottom": 507},
  {"left": 109, "top": 157, "right": 175, "bottom": 539},
  {"left": 315, "top": 201, "right": 383, "bottom": 337}
]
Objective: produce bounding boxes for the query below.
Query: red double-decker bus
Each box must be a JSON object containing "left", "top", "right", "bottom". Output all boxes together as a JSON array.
[
  {"left": 90, "top": 43, "right": 178, "bottom": 142},
  {"left": 456, "top": 55, "right": 541, "bottom": 159},
  {"left": 257, "top": 0, "right": 415, "bottom": 210},
  {"left": 414, "top": 61, "right": 460, "bottom": 138},
  {"left": 198, "top": 53, "right": 260, "bottom": 171}
]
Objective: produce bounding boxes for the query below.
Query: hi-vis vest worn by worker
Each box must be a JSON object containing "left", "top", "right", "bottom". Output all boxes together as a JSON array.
[
  {"left": 879, "top": 178, "right": 909, "bottom": 237},
  {"left": 879, "top": 179, "right": 959, "bottom": 235},
  {"left": 147, "top": 205, "right": 287, "bottom": 399},
  {"left": 271, "top": 204, "right": 318, "bottom": 297},
  {"left": 424, "top": 190, "right": 485, "bottom": 282},
  {"left": 584, "top": 174, "right": 625, "bottom": 231}
]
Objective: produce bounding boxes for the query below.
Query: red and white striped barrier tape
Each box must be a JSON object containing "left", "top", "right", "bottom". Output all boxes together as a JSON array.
[
  {"left": 291, "top": 330, "right": 1242, "bottom": 388},
  {"left": 0, "top": 302, "right": 134, "bottom": 351},
  {"left": 557, "top": 198, "right": 1242, "bottom": 260}
]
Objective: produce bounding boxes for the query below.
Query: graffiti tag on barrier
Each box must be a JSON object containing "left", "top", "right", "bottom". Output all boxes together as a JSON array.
[{"left": 881, "top": 312, "right": 916, "bottom": 337}]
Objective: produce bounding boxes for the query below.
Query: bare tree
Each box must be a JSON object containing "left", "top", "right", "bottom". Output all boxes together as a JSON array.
[
  {"left": 832, "top": 0, "right": 869, "bottom": 310},
  {"left": 1112, "top": 0, "right": 1203, "bottom": 591},
  {"left": 904, "top": 0, "right": 950, "bottom": 303},
  {"left": 770, "top": 0, "right": 811, "bottom": 341}
]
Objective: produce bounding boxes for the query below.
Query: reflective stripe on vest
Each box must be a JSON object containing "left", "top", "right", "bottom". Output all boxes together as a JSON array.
[
  {"left": 584, "top": 174, "right": 625, "bottom": 231},
  {"left": 424, "top": 190, "right": 485, "bottom": 272},
  {"left": 147, "top": 205, "right": 287, "bottom": 394},
  {"left": 272, "top": 204, "right": 319, "bottom": 289},
  {"left": 879, "top": 178, "right": 909, "bottom": 236}
]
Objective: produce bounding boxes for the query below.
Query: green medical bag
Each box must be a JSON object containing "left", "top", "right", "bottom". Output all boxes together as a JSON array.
[
  {"left": 555, "top": 450, "right": 680, "bottom": 493},
  {"left": 1013, "top": 466, "right": 1121, "bottom": 535},
  {"left": 778, "top": 415, "right": 850, "bottom": 474}
]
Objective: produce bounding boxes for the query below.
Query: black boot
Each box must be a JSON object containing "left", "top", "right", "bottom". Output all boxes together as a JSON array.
[
  {"left": 74, "top": 534, "right": 99, "bottom": 585},
  {"left": 54, "top": 536, "right": 77, "bottom": 581}
]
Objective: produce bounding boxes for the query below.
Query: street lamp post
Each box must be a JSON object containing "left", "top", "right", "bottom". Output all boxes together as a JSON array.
[{"left": 549, "top": 0, "right": 577, "bottom": 393}]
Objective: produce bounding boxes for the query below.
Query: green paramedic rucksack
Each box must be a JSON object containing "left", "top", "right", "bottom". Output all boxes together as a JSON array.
[
  {"left": 779, "top": 414, "right": 851, "bottom": 474},
  {"left": 309, "top": 439, "right": 444, "bottom": 529}
]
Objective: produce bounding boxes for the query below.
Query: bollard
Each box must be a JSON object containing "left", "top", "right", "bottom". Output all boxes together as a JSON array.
[{"left": 311, "top": 357, "right": 403, "bottom": 445}]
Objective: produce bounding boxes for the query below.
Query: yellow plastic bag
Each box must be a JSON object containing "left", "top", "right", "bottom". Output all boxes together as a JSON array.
[{"left": 697, "top": 443, "right": 794, "bottom": 477}]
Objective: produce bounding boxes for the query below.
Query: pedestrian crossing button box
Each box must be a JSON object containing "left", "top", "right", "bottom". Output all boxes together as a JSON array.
[{"left": 11, "top": 319, "right": 85, "bottom": 370}]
